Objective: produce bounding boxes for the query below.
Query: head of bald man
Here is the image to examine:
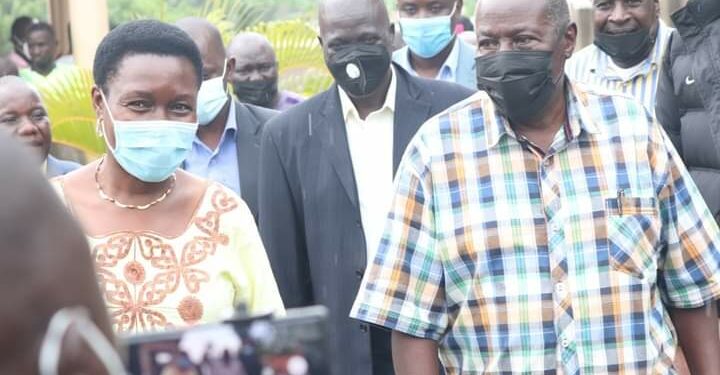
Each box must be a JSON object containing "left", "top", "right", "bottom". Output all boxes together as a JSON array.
[
  {"left": 0, "top": 76, "right": 52, "bottom": 163},
  {"left": 0, "top": 56, "right": 19, "bottom": 77},
  {"left": 473, "top": 0, "right": 576, "bottom": 125},
  {"left": 0, "top": 131, "right": 117, "bottom": 374},
  {"left": 226, "top": 32, "right": 280, "bottom": 107},
  {"left": 318, "top": 0, "right": 395, "bottom": 98},
  {"left": 176, "top": 17, "right": 235, "bottom": 86}
]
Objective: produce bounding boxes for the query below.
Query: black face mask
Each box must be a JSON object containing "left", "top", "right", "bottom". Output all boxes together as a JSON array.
[
  {"left": 233, "top": 79, "right": 278, "bottom": 108},
  {"left": 326, "top": 44, "right": 391, "bottom": 97},
  {"left": 475, "top": 51, "right": 559, "bottom": 125},
  {"left": 594, "top": 28, "right": 655, "bottom": 66}
]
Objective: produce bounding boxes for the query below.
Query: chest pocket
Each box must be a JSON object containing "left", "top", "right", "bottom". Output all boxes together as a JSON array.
[{"left": 606, "top": 195, "right": 661, "bottom": 279}]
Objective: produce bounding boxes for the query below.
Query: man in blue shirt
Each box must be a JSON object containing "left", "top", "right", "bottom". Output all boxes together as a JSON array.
[
  {"left": 393, "top": 0, "right": 477, "bottom": 89},
  {"left": 176, "top": 18, "right": 277, "bottom": 221}
]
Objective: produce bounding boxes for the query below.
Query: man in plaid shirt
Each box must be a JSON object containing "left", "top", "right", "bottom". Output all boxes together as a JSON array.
[{"left": 350, "top": 0, "right": 720, "bottom": 373}]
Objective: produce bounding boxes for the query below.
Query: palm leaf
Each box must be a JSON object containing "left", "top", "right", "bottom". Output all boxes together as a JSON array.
[
  {"left": 35, "top": 67, "right": 105, "bottom": 161},
  {"left": 200, "top": 0, "right": 265, "bottom": 44}
]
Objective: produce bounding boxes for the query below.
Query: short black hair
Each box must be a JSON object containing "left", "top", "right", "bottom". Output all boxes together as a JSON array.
[
  {"left": 93, "top": 19, "right": 203, "bottom": 94},
  {"left": 10, "top": 16, "right": 35, "bottom": 40},
  {"left": 459, "top": 16, "right": 474, "bottom": 32},
  {"left": 26, "top": 21, "right": 55, "bottom": 39}
]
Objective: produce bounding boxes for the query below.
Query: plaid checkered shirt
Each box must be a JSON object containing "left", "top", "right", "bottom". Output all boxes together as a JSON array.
[{"left": 350, "top": 83, "right": 720, "bottom": 374}]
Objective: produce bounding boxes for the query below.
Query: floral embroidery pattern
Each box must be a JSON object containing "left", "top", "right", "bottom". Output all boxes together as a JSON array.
[{"left": 92, "top": 187, "right": 238, "bottom": 333}]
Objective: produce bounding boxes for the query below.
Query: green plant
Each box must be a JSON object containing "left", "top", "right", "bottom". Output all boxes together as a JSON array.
[
  {"left": 35, "top": 66, "right": 105, "bottom": 161},
  {"left": 201, "top": 0, "right": 266, "bottom": 44},
  {"left": 0, "top": 0, "right": 47, "bottom": 54}
]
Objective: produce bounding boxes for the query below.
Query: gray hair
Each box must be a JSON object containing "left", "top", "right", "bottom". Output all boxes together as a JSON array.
[{"left": 546, "top": 0, "right": 571, "bottom": 38}]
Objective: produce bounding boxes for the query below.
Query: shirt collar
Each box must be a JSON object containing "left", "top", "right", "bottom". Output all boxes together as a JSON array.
[
  {"left": 398, "top": 38, "right": 460, "bottom": 81},
  {"left": 588, "top": 21, "right": 672, "bottom": 82},
  {"left": 485, "top": 82, "right": 600, "bottom": 150},
  {"left": 440, "top": 38, "right": 461, "bottom": 80},
  {"left": 225, "top": 97, "right": 238, "bottom": 131},
  {"left": 338, "top": 66, "right": 397, "bottom": 122},
  {"left": 192, "top": 96, "right": 236, "bottom": 147}
]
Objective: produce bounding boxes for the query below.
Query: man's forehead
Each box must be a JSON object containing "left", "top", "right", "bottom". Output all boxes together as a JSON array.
[
  {"left": 320, "top": 0, "right": 388, "bottom": 33},
  {"left": 476, "top": 0, "right": 549, "bottom": 28},
  {"left": 398, "top": 0, "right": 455, "bottom": 6},
  {"left": 230, "top": 38, "right": 274, "bottom": 61},
  {"left": 235, "top": 50, "right": 275, "bottom": 65},
  {"left": 27, "top": 30, "right": 53, "bottom": 41},
  {"left": 0, "top": 79, "right": 39, "bottom": 103}
]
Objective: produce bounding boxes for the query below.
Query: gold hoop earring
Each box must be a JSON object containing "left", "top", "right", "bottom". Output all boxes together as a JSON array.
[{"left": 96, "top": 118, "right": 104, "bottom": 137}]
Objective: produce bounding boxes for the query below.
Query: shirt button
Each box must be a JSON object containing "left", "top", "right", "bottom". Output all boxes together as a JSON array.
[
  {"left": 560, "top": 336, "right": 570, "bottom": 348},
  {"left": 555, "top": 282, "right": 566, "bottom": 297},
  {"left": 551, "top": 223, "right": 561, "bottom": 233}
]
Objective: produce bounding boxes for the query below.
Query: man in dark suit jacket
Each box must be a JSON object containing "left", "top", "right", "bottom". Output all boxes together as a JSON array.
[
  {"left": 259, "top": 0, "right": 475, "bottom": 373},
  {"left": 177, "top": 18, "right": 277, "bottom": 221}
]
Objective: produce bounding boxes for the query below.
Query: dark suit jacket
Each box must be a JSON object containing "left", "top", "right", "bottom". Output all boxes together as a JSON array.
[
  {"left": 259, "top": 67, "right": 475, "bottom": 375},
  {"left": 47, "top": 155, "right": 80, "bottom": 178},
  {"left": 233, "top": 100, "right": 278, "bottom": 221}
]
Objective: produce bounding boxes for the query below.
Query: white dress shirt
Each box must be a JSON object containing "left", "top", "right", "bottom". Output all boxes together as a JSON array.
[{"left": 338, "top": 68, "right": 397, "bottom": 263}]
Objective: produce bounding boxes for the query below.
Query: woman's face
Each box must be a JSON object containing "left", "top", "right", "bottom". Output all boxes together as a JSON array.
[{"left": 92, "top": 54, "right": 199, "bottom": 149}]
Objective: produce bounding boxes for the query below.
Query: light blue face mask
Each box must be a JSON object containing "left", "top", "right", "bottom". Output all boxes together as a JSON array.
[
  {"left": 399, "top": 3, "right": 457, "bottom": 59},
  {"left": 100, "top": 92, "right": 198, "bottom": 183},
  {"left": 197, "top": 60, "right": 229, "bottom": 126}
]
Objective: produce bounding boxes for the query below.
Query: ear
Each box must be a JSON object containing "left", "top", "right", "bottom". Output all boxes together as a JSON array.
[
  {"left": 455, "top": 0, "right": 464, "bottom": 15},
  {"left": 386, "top": 23, "right": 397, "bottom": 47},
  {"left": 224, "top": 57, "right": 236, "bottom": 81},
  {"left": 453, "top": 0, "right": 464, "bottom": 23},
  {"left": 562, "top": 22, "right": 578, "bottom": 58},
  {"left": 91, "top": 85, "right": 105, "bottom": 120}
]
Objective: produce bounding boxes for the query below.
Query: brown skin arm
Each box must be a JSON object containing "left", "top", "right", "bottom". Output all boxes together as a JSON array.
[
  {"left": 669, "top": 303, "right": 720, "bottom": 375},
  {"left": 392, "top": 331, "right": 440, "bottom": 375}
]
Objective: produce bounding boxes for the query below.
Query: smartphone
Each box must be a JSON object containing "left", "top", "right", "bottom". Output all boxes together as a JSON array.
[{"left": 122, "top": 306, "right": 330, "bottom": 375}]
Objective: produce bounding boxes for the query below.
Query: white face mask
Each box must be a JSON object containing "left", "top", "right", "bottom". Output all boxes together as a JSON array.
[
  {"left": 38, "top": 307, "right": 126, "bottom": 375},
  {"left": 196, "top": 60, "right": 229, "bottom": 126}
]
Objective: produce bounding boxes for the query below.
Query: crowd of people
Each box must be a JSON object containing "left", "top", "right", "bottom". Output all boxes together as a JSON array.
[{"left": 0, "top": 0, "right": 719, "bottom": 374}]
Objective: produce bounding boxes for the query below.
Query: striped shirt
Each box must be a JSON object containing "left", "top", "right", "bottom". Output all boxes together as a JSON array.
[
  {"left": 350, "top": 83, "right": 720, "bottom": 374},
  {"left": 565, "top": 22, "right": 673, "bottom": 113}
]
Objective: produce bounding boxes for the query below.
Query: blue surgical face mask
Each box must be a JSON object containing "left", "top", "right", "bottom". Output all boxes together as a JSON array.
[
  {"left": 197, "top": 60, "right": 229, "bottom": 126},
  {"left": 399, "top": 3, "right": 457, "bottom": 59},
  {"left": 100, "top": 91, "right": 198, "bottom": 183}
]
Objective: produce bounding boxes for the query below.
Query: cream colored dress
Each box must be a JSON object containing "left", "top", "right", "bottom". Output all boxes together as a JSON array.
[{"left": 52, "top": 179, "right": 284, "bottom": 334}]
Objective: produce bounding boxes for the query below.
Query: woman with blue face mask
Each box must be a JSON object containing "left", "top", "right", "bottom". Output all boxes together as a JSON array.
[{"left": 50, "top": 20, "right": 284, "bottom": 335}]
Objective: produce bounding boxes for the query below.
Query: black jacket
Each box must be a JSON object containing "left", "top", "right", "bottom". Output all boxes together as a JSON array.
[
  {"left": 656, "top": 3, "right": 720, "bottom": 221},
  {"left": 259, "top": 66, "right": 475, "bottom": 375},
  {"left": 233, "top": 100, "right": 278, "bottom": 221}
]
